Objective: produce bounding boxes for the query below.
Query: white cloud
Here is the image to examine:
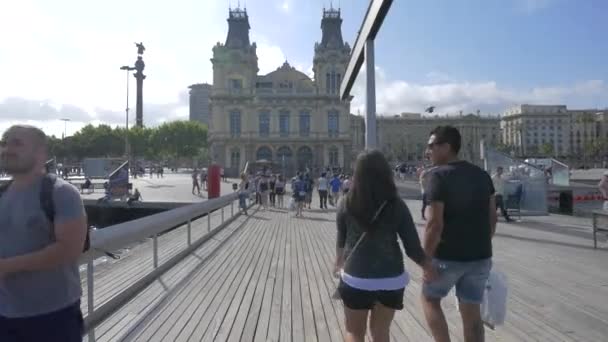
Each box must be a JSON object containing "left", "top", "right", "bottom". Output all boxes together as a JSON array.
[{"left": 351, "top": 67, "right": 608, "bottom": 116}]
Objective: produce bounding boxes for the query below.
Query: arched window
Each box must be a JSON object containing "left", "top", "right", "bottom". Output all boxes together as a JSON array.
[
  {"left": 256, "top": 146, "right": 273, "bottom": 162},
  {"left": 297, "top": 146, "right": 313, "bottom": 171}
]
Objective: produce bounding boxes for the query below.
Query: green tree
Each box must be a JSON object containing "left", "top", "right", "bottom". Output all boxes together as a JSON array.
[
  {"left": 149, "top": 121, "right": 208, "bottom": 160},
  {"left": 127, "top": 126, "right": 153, "bottom": 158},
  {"left": 539, "top": 143, "right": 554, "bottom": 157}
]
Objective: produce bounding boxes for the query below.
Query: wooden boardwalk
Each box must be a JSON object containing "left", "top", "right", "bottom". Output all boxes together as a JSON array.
[{"left": 88, "top": 200, "right": 608, "bottom": 342}]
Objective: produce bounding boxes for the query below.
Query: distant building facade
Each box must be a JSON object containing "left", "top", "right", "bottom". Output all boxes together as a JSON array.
[
  {"left": 208, "top": 7, "right": 352, "bottom": 177},
  {"left": 188, "top": 83, "right": 211, "bottom": 125},
  {"left": 501, "top": 104, "right": 608, "bottom": 161},
  {"left": 351, "top": 112, "right": 501, "bottom": 165}
]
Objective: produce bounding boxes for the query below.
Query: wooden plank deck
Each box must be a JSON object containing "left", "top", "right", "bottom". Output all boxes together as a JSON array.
[
  {"left": 81, "top": 205, "right": 232, "bottom": 317},
  {"left": 89, "top": 199, "right": 608, "bottom": 342}
]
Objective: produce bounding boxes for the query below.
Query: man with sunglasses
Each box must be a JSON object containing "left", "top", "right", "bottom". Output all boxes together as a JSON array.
[{"left": 420, "top": 126, "right": 497, "bottom": 342}]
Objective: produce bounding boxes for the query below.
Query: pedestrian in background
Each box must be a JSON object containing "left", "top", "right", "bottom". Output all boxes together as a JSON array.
[
  {"left": 275, "top": 175, "right": 285, "bottom": 208},
  {"left": 318, "top": 172, "right": 329, "bottom": 209}
]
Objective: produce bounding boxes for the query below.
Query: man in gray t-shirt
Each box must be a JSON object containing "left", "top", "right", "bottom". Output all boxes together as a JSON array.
[{"left": 0, "top": 125, "right": 87, "bottom": 341}]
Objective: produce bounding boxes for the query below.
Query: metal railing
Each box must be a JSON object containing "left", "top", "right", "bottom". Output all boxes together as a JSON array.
[{"left": 80, "top": 190, "right": 251, "bottom": 341}]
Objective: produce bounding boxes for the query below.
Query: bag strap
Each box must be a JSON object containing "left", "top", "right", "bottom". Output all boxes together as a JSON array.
[
  {"left": 343, "top": 200, "right": 389, "bottom": 267},
  {"left": 40, "top": 173, "right": 57, "bottom": 222}
]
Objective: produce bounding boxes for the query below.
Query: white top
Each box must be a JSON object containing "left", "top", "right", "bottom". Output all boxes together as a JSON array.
[
  {"left": 318, "top": 177, "right": 328, "bottom": 191},
  {"left": 342, "top": 179, "right": 351, "bottom": 190},
  {"left": 341, "top": 270, "right": 410, "bottom": 291},
  {"left": 492, "top": 174, "right": 505, "bottom": 196}
]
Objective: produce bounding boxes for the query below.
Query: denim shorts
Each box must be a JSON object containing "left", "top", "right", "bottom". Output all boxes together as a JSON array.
[{"left": 423, "top": 258, "right": 492, "bottom": 304}]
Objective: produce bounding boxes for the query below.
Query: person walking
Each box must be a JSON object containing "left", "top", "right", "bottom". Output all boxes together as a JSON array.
[
  {"left": 318, "top": 172, "right": 329, "bottom": 209},
  {"left": 305, "top": 173, "right": 314, "bottom": 210},
  {"left": 492, "top": 166, "right": 514, "bottom": 222},
  {"left": 191, "top": 169, "right": 201, "bottom": 195},
  {"left": 292, "top": 174, "right": 306, "bottom": 217},
  {"left": 421, "top": 126, "right": 497, "bottom": 342},
  {"left": 275, "top": 175, "right": 285, "bottom": 208},
  {"left": 0, "top": 125, "right": 87, "bottom": 341},
  {"left": 342, "top": 174, "right": 351, "bottom": 195},
  {"left": 269, "top": 174, "right": 277, "bottom": 207},
  {"left": 335, "top": 150, "right": 434, "bottom": 342},
  {"left": 200, "top": 168, "right": 207, "bottom": 191},
  {"left": 329, "top": 174, "right": 342, "bottom": 206},
  {"left": 238, "top": 173, "right": 249, "bottom": 215},
  {"left": 259, "top": 174, "right": 270, "bottom": 210},
  {"left": 599, "top": 171, "right": 608, "bottom": 211}
]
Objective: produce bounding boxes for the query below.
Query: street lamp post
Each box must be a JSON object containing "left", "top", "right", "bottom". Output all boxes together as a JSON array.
[
  {"left": 60, "top": 118, "right": 70, "bottom": 140},
  {"left": 120, "top": 65, "right": 136, "bottom": 173}
]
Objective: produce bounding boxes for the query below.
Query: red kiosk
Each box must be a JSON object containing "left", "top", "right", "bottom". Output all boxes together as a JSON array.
[{"left": 207, "top": 164, "right": 221, "bottom": 198}]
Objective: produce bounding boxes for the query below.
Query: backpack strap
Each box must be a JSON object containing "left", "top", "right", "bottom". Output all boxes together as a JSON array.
[{"left": 40, "top": 173, "right": 58, "bottom": 222}]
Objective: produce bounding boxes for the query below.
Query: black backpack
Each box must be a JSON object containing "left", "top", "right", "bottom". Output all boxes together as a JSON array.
[{"left": 0, "top": 174, "right": 91, "bottom": 253}]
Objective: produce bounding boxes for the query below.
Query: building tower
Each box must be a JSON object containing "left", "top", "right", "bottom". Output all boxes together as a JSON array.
[
  {"left": 209, "top": 7, "right": 259, "bottom": 163},
  {"left": 211, "top": 7, "right": 258, "bottom": 95},
  {"left": 313, "top": 7, "right": 351, "bottom": 96}
]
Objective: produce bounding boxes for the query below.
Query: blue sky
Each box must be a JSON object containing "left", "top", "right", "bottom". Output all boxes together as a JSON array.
[{"left": 0, "top": 0, "right": 606, "bottom": 137}]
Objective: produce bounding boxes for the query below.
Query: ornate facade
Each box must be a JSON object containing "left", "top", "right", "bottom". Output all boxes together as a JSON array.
[{"left": 208, "top": 8, "right": 352, "bottom": 177}]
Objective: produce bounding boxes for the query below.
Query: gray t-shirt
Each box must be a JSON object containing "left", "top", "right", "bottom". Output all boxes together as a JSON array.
[{"left": 0, "top": 176, "right": 85, "bottom": 317}]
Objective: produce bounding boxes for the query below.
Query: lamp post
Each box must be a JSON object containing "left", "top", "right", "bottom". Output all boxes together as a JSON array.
[
  {"left": 120, "top": 65, "right": 136, "bottom": 172},
  {"left": 60, "top": 118, "right": 70, "bottom": 140}
]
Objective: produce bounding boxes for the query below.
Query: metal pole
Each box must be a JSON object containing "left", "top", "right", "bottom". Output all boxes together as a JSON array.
[
  {"left": 87, "top": 261, "right": 96, "bottom": 341},
  {"left": 126, "top": 69, "right": 130, "bottom": 156},
  {"left": 152, "top": 234, "right": 158, "bottom": 268},
  {"left": 365, "top": 39, "right": 377, "bottom": 149},
  {"left": 187, "top": 219, "right": 191, "bottom": 246},
  {"left": 221, "top": 207, "right": 224, "bottom": 223},
  {"left": 231, "top": 201, "right": 234, "bottom": 217},
  {"left": 207, "top": 211, "right": 211, "bottom": 232}
]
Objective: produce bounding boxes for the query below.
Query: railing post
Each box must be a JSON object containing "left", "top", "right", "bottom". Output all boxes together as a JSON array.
[
  {"left": 221, "top": 207, "right": 225, "bottom": 223},
  {"left": 87, "top": 261, "right": 96, "bottom": 342},
  {"left": 208, "top": 211, "right": 211, "bottom": 232},
  {"left": 187, "top": 219, "right": 191, "bottom": 246},
  {"left": 231, "top": 200, "right": 234, "bottom": 217},
  {"left": 153, "top": 234, "right": 158, "bottom": 268}
]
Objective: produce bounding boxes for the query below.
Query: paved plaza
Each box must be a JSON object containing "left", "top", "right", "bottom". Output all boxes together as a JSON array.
[{"left": 79, "top": 172, "right": 240, "bottom": 204}]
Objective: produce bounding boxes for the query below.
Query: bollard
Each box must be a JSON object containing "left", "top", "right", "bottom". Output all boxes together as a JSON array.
[
  {"left": 222, "top": 207, "right": 224, "bottom": 223},
  {"left": 208, "top": 211, "right": 211, "bottom": 232}
]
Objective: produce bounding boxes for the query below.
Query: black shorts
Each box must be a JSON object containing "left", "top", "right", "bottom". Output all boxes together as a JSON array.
[
  {"left": 338, "top": 280, "right": 404, "bottom": 310},
  {"left": 0, "top": 301, "right": 84, "bottom": 342}
]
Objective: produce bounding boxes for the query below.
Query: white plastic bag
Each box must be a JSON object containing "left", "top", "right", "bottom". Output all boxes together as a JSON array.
[
  {"left": 481, "top": 270, "right": 508, "bottom": 329},
  {"left": 288, "top": 198, "right": 296, "bottom": 211}
]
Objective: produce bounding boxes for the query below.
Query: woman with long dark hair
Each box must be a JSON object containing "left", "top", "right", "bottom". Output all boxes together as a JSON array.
[{"left": 335, "top": 150, "right": 434, "bottom": 342}]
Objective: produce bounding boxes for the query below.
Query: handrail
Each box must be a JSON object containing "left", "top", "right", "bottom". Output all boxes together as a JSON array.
[
  {"left": 80, "top": 192, "right": 237, "bottom": 263},
  {"left": 82, "top": 165, "right": 252, "bottom": 341}
]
